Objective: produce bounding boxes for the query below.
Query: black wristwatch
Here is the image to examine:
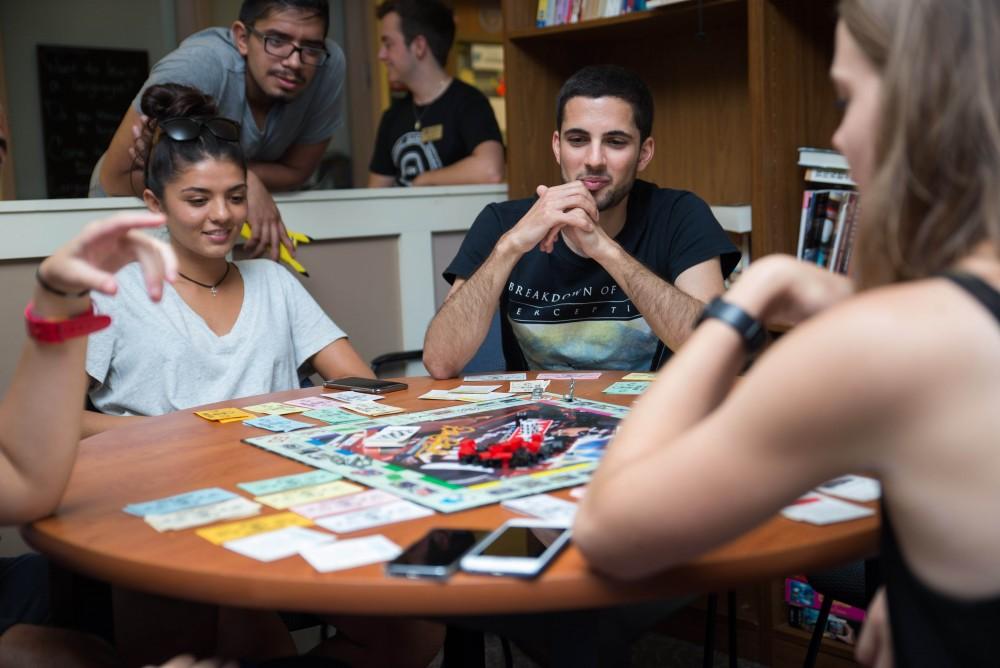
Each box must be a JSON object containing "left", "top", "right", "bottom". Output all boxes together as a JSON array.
[{"left": 696, "top": 297, "right": 768, "bottom": 355}]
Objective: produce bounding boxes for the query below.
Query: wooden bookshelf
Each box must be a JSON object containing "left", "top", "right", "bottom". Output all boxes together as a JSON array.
[{"left": 501, "top": 0, "right": 841, "bottom": 260}]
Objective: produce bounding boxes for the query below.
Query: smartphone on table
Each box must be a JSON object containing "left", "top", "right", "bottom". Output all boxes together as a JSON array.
[
  {"left": 322, "top": 377, "right": 408, "bottom": 394},
  {"left": 385, "top": 528, "right": 490, "bottom": 580},
  {"left": 459, "top": 519, "right": 572, "bottom": 579}
]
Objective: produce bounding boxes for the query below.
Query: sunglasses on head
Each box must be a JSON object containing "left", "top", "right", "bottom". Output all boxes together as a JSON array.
[{"left": 157, "top": 117, "right": 241, "bottom": 143}]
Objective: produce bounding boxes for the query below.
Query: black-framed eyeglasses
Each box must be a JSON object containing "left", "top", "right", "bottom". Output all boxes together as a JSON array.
[
  {"left": 157, "top": 117, "right": 242, "bottom": 144},
  {"left": 248, "top": 26, "right": 329, "bottom": 67}
]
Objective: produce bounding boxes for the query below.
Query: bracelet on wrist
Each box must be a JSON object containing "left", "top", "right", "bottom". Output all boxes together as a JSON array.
[
  {"left": 36, "top": 267, "right": 90, "bottom": 298},
  {"left": 24, "top": 302, "right": 111, "bottom": 344},
  {"left": 695, "top": 297, "right": 768, "bottom": 356}
]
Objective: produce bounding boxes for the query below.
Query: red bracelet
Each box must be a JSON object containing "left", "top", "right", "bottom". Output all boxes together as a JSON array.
[{"left": 24, "top": 303, "right": 111, "bottom": 344}]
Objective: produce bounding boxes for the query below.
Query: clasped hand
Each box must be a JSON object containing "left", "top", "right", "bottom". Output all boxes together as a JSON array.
[{"left": 504, "top": 181, "right": 608, "bottom": 257}]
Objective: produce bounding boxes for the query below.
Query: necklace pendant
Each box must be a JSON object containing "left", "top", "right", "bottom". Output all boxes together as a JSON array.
[
  {"left": 210, "top": 286, "right": 218, "bottom": 297},
  {"left": 414, "top": 120, "right": 421, "bottom": 131}
]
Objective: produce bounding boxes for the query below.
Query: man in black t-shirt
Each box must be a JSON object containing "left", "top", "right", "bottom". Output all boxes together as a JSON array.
[
  {"left": 424, "top": 65, "right": 740, "bottom": 377},
  {"left": 368, "top": 0, "right": 504, "bottom": 187}
]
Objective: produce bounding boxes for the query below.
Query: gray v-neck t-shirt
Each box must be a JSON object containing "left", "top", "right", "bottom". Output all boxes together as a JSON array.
[{"left": 87, "top": 260, "right": 345, "bottom": 416}]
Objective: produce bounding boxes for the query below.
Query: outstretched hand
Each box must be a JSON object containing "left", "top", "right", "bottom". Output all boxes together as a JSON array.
[{"left": 37, "top": 212, "right": 177, "bottom": 302}]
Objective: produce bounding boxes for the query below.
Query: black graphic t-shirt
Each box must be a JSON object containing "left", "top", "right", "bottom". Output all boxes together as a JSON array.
[
  {"left": 444, "top": 180, "right": 741, "bottom": 371},
  {"left": 369, "top": 79, "right": 503, "bottom": 186}
]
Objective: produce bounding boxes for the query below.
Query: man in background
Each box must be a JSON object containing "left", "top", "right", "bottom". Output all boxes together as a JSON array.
[{"left": 368, "top": 0, "right": 504, "bottom": 187}]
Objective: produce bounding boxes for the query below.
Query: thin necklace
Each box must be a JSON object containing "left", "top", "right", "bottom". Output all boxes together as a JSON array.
[
  {"left": 178, "top": 262, "right": 231, "bottom": 297},
  {"left": 413, "top": 78, "right": 451, "bottom": 130}
]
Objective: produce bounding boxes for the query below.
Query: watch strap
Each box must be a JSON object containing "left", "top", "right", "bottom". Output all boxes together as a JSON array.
[
  {"left": 25, "top": 303, "right": 111, "bottom": 344},
  {"left": 696, "top": 297, "right": 767, "bottom": 355}
]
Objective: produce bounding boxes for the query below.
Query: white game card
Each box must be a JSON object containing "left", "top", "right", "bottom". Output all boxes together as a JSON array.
[
  {"left": 300, "top": 535, "right": 403, "bottom": 572},
  {"left": 781, "top": 492, "right": 875, "bottom": 525},
  {"left": 364, "top": 425, "right": 421, "bottom": 447},
  {"left": 502, "top": 494, "right": 577, "bottom": 524},
  {"left": 464, "top": 373, "right": 527, "bottom": 381},
  {"left": 509, "top": 380, "right": 550, "bottom": 393},
  {"left": 314, "top": 499, "right": 434, "bottom": 533},
  {"left": 223, "top": 526, "right": 335, "bottom": 562},
  {"left": 291, "top": 489, "right": 400, "bottom": 519},
  {"left": 449, "top": 385, "right": 502, "bottom": 394},
  {"left": 322, "top": 391, "right": 386, "bottom": 403},
  {"left": 339, "top": 401, "right": 404, "bottom": 416},
  {"left": 817, "top": 475, "right": 881, "bottom": 502}
]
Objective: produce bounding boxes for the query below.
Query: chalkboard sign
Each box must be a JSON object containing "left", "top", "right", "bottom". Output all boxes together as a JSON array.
[{"left": 37, "top": 45, "right": 149, "bottom": 198}]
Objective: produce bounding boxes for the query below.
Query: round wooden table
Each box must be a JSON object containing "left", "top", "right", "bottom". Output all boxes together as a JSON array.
[{"left": 25, "top": 373, "right": 878, "bottom": 616}]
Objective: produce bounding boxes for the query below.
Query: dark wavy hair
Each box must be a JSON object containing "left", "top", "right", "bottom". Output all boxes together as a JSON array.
[
  {"left": 140, "top": 84, "right": 246, "bottom": 199},
  {"left": 556, "top": 65, "right": 654, "bottom": 142},
  {"left": 239, "top": 0, "right": 329, "bottom": 37},
  {"left": 376, "top": 0, "right": 455, "bottom": 68}
]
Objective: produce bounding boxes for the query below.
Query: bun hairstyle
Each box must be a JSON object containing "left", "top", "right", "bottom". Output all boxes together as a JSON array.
[{"left": 140, "top": 83, "right": 246, "bottom": 199}]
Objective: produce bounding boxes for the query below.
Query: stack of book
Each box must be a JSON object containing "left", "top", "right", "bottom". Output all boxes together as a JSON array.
[
  {"left": 785, "top": 576, "right": 865, "bottom": 646},
  {"left": 535, "top": 0, "right": 686, "bottom": 27},
  {"left": 796, "top": 148, "right": 858, "bottom": 274}
]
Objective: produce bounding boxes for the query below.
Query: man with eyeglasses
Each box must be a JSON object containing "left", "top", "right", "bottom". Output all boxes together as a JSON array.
[{"left": 92, "top": 0, "right": 345, "bottom": 261}]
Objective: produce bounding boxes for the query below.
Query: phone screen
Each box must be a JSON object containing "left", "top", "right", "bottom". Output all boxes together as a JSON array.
[
  {"left": 479, "top": 526, "right": 568, "bottom": 558},
  {"left": 392, "top": 529, "right": 489, "bottom": 567},
  {"left": 324, "top": 377, "right": 407, "bottom": 393}
]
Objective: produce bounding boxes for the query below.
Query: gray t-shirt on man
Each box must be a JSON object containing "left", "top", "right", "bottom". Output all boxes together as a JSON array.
[{"left": 87, "top": 259, "right": 346, "bottom": 417}]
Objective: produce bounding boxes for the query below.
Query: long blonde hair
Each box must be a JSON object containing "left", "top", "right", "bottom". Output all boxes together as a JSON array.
[{"left": 840, "top": 0, "right": 1000, "bottom": 288}]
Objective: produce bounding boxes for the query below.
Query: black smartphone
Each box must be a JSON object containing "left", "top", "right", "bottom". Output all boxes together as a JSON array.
[
  {"left": 322, "top": 377, "right": 408, "bottom": 394},
  {"left": 385, "top": 528, "right": 490, "bottom": 580}
]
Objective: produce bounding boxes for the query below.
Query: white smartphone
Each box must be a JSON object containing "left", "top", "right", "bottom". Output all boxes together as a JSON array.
[{"left": 459, "top": 518, "right": 572, "bottom": 579}]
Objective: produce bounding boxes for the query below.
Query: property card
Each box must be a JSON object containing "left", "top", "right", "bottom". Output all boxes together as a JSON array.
[
  {"left": 781, "top": 492, "right": 875, "bottom": 526},
  {"left": 314, "top": 499, "right": 434, "bottom": 534},
  {"left": 621, "top": 372, "right": 657, "bottom": 381},
  {"left": 284, "top": 396, "right": 343, "bottom": 410},
  {"left": 817, "top": 475, "right": 881, "bottom": 503},
  {"left": 223, "top": 526, "right": 335, "bottom": 562},
  {"left": 419, "top": 390, "right": 475, "bottom": 401},
  {"left": 195, "top": 408, "right": 256, "bottom": 422},
  {"left": 300, "top": 534, "right": 402, "bottom": 573},
  {"left": 602, "top": 381, "right": 651, "bottom": 395},
  {"left": 450, "top": 392, "right": 514, "bottom": 403},
  {"left": 124, "top": 487, "right": 237, "bottom": 517},
  {"left": 301, "top": 407, "right": 369, "bottom": 426},
  {"left": 364, "top": 425, "right": 421, "bottom": 447},
  {"left": 509, "top": 380, "right": 550, "bottom": 393},
  {"left": 254, "top": 480, "right": 362, "bottom": 510},
  {"left": 243, "top": 415, "right": 313, "bottom": 432},
  {"left": 237, "top": 470, "right": 341, "bottom": 497},
  {"left": 322, "top": 391, "right": 386, "bottom": 403},
  {"left": 242, "top": 402, "right": 307, "bottom": 416},
  {"left": 197, "top": 512, "right": 312, "bottom": 545},
  {"left": 537, "top": 372, "right": 602, "bottom": 380},
  {"left": 449, "top": 384, "right": 502, "bottom": 394},
  {"left": 339, "top": 401, "right": 405, "bottom": 417},
  {"left": 145, "top": 497, "right": 262, "bottom": 532},
  {"left": 464, "top": 373, "right": 527, "bottom": 382},
  {"left": 291, "top": 489, "right": 400, "bottom": 520},
  {"left": 502, "top": 494, "right": 577, "bottom": 524}
]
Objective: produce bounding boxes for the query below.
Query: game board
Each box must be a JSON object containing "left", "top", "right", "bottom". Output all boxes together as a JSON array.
[{"left": 243, "top": 394, "right": 629, "bottom": 513}]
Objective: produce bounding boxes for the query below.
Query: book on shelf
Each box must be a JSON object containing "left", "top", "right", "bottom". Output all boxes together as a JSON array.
[
  {"left": 796, "top": 148, "right": 858, "bottom": 274},
  {"left": 785, "top": 577, "right": 865, "bottom": 646},
  {"left": 535, "top": 0, "right": 650, "bottom": 27},
  {"left": 798, "top": 146, "right": 850, "bottom": 171}
]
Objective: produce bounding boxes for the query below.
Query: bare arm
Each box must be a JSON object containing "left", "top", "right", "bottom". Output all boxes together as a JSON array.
[
  {"left": 310, "top": 338, "right": 375, "bottom": 380},
  {"left": 411, "top": 141, "right": 505, "bottom": 186},
  {"left": 247, "top": 140, "right": 329, "bottom": 192},
  {"left": 0, "top": 213, "right": 176, "bottom": 523},
  {"left": 98, "top": 105, "right": 147, "bottom": 197},
  {"left": 422, "top": 182, "right": 599, "bottom": 379},
  {"left": 81, "top": 410, "right": 148, "bottom": 439},
  {"left": 368, "top": 173, "right": 397, "bottom": 188}
]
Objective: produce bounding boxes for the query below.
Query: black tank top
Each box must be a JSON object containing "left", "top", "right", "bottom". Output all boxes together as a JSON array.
[{"left": 883, "top": 272, "right": 1000, "bottom": 667}]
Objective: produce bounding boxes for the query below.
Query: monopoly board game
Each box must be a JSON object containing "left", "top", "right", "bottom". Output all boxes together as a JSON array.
[{"left": 242, "top": 395, "right": 629, "bottom": 513}]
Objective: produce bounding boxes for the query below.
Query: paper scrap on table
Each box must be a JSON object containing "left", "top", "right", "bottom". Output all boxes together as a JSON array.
[
  {"left": 255, "top": 480, "right": 363, "bottom": 510},
  {"left": 238, "top": 470, "right": 341, "bottom": 496},
  {"left": 223, "top": 526, "right": 335, "bottom": 562},
  {"left": 322, "top": 391, "right": 386, "bottom": 403},
  {"left": 816, "top": 475, "right": 881, "bottom": 502},
  {"left": 621, "top": 372, "right": 657, "bottom": 381},
  {"left": 314, "top": 499, "right": 434, "bottom": 533},
  {"left": 197, "top": 512, "right": 312, "bottom": 545},
  {"left": 780, "top": 492, "right": 875, "bottom": 526},
  {"left": 502, "top": 494, "right": 577, "bottom": 524},
  {"left": 292, "top": 489, "right": 400, "bottom": 519},
  {"left": 195, "top": 408, "right": 256, "bottom": 422},
  {"left": 537, "top": 372, "right": 602, "bottom": 380},
  {"left": 242, "top": 402, "right": 308, "bottom": 416},
  {"left": 602, "top": 381, "right": 650, "bottom": 395},
  {"left": 509, "top": 380, "right": 550, "bottom": 393},
  {"left": 300, "top": 535, "right": 402, "bottom": 573},
  {"left": 569, "top": 486, "right": 587, "bottom": 500},
  {"left": 364, "top": 425, "right": 420, "bottom": 447},
  {"left": 449, "top": 384, "right": 502, "bottom": 394},
  {"left": 124, "top": 487, "right": 238, "bottom": 517},
  {"left": 145, "top": 496, "right": 262, "bottom": 532},
  {"left": 283, "top": 396, "right": 343, "bottom": 410},
  {"left": 243, "top": 415, "right": 313, "bottom": 432},
  {"left": 301, "top": 407, "right": 369, "bottom": 426},
  {"left": 339, "top": 401, "right": 405, "bottom": 417},
  {"left": 464, "top": 373, "right": 526, "bottom": 381}
]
